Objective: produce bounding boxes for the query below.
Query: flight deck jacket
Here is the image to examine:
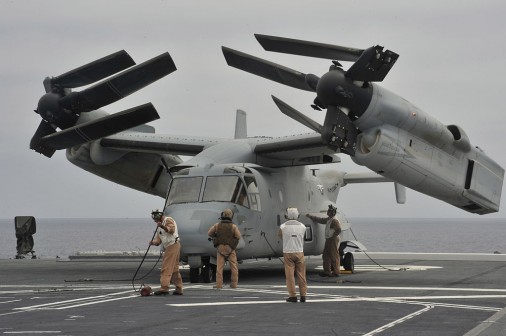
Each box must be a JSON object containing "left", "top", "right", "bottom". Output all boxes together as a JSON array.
[{"left": 208, "top": 220, "right": 241, "bottom": 249}]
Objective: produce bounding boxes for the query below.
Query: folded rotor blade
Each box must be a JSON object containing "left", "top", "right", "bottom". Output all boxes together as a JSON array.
[
  {"left": 59, "top": 52, "right": 177, "bottom": 112},
  {"left": 30, "top": 120, "right": 58, "bottom": 157},
  {"left": 51, "top": 50, "right": 136, "bottom": 88},
  {"left": 255, "top": 34, "right": 363, "bottom": 62},
  {"left": 38, "top": 103, "right": 160, "bottom": 150},
  {"left": 271, "top": 95, "right": 322, "bottom": 133},
  {"left": 222, "top": 47, "right": 316, "bottom": 92},
  {"left": 345, "top": 45, "right": 399, "bottom": 82}
]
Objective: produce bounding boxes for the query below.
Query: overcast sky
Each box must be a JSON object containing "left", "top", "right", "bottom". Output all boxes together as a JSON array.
[{"left": 1, "top": 0, "right": 505, "bottom": 219}]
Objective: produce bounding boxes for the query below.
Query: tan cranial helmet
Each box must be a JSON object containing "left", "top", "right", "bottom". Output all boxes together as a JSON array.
[
  {"left": 221, "top": 208, "right": 234, "bottom": 220},
  {"left": 286, "top": 207, "right": 299, "bottom": 220}
]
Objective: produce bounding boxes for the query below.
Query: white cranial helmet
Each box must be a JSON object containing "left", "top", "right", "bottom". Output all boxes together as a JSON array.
[{"left": 286, "top": 207, "right": 299, "bottom": 220}]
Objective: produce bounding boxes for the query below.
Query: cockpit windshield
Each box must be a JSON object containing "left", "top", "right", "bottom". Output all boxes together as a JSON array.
[
  {"left": 203, "top": 176, "right": 249, "bottom": 207},
  {"left": 166, "top": 176, "right": 203, "bottom": 205},
  {"left": 166, "top": 170, "right": 261, "bottom": 211}
]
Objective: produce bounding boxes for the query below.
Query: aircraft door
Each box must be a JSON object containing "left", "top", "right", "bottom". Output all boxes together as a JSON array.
[
  {"left": 305, "top": 181, "right": 320, "bottom": 212},
  {"left": 273, "top": 183, "right": 286, "bottom": 226}
]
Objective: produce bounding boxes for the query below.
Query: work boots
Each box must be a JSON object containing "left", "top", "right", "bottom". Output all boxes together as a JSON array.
[{"left": 285, "top": 296, "right": 306, "bottom": 302}]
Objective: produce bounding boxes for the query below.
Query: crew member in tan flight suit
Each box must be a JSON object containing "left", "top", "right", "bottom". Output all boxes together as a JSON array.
[
  {"left": 149, "top": 210, "right": 184, "bottom": 295},
  {"left": 208, "top": 209, "right": 242, "bottom": 289},
  {"left": 307, "top": 204, "right": 342, "bottom": 277},
  {"left": 278, "top": 207, "right": 308, "bottom": 303}
]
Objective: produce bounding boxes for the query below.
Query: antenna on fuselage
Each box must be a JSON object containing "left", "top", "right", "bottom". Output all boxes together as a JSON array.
[{"left": 235, "top": 109, "right": 247, "bottom": 139}]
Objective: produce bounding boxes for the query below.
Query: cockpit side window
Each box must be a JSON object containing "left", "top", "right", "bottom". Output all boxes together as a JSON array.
[
  {"left": 244, "top": 176, "right": 261, "bottom": 211},
  {"left": 166, "top": 176, "right": 203, "bottom": 205}
]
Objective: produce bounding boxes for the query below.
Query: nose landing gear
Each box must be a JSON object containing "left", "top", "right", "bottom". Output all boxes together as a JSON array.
[{"left": 189, "top": 257, "right": 216, "bottom": 283}]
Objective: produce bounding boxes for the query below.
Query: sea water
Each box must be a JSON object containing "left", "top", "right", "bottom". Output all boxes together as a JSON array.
[{"left": 0, "top": 217, "right": 505, "bottom": 259}]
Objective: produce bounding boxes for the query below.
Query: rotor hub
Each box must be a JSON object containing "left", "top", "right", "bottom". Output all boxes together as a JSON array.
[
  {"left": 316, "top": 70, "right": 351, "bottom": 107},
  {"left": 316, "top": 69, "right": 373, "bottom": 118},
  {"left": 37, "top": 92, "right": 62, "bottom": 123}
]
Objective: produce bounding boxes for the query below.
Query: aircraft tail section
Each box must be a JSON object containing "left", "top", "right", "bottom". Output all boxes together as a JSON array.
[{"left": 234, "top": 110, "right": 247, "bottom": 139}]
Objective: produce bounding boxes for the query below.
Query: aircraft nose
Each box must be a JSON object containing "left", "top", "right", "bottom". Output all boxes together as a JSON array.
[{"left": 167, "top": 206, "right": 222, "bottom": 255}]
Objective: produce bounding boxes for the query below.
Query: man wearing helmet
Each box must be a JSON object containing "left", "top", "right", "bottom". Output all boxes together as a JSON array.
[
  {"left": 207, "top": 209, "right": 242, "bottom": 289},
  {"left": 278, "top": 207, "right": 308, "bottom": 303},
  {"left": 149, "top": 210, "right": 184, "bottom": 295},
  {"left": 307, "top": 204, "right": 342, "bottom": 277}
]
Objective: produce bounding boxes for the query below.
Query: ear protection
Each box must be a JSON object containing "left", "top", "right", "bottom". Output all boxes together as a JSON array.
[
  {"left": 220, "top": 209, "right": 234, "bottom": 220},
  {"left": 285, "top": 207, "right": 299, "bottom": 220},
  {"left": 151, "top": 209, "right": 163, "bottom": 221}
]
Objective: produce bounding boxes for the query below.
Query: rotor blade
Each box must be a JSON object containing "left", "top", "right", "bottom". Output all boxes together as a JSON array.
[
  {"left": 345, "top": 45, "right": 399, "bottom": 82},
  {"left": 271, "top": 95, "right": 322, "bottom": 133},
  {"left": 222, "top": 47, "right": 316, "bottom": 92},
  {"left": 38, "top": 103, "right": 160, "bottom": 150},
  {"left": 59, "top": 52, "right": 177, "bottom": 112},
  {"left": 30, "top": 120, "right": 57, "bottom": 157},
  {"left": 255, "top": 34, "right": 364, "bottom": 62},
  {"left": 51, "top": 50, "right": 136, "bottom": 88}
]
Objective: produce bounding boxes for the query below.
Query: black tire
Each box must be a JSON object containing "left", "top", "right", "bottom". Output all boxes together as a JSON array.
[
  {"left": 343, "top": 252, "right": 354, "bottom": 273},
  {"left": 201, "top": 263, "right": 216, "bottom": 283},
  {"left": 189, "top": 267, "right": 200, "bottom": 283}
]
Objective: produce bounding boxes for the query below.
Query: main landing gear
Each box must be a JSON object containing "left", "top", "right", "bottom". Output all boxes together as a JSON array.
[
  {"left": 189, "top": 257, "right": 216, "bottom": 283},
  {"left": 339, "top": 242, "right": 355, "bottom": 273}
]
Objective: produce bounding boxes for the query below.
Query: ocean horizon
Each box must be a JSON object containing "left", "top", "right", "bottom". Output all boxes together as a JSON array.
[{"left": 1, "top": 217, "right": 505, "bottom": 260}]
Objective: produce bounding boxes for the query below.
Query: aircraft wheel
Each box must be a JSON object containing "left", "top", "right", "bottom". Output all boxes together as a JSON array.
[
  {"left": 189, "top": 267, "right": 200, "bottom": 283},
  {"left": 201, "top": 263, "right": 216, "bottom": 283},
  {"left": 343, "top": 252, "right": 354, "bottom": 273}
]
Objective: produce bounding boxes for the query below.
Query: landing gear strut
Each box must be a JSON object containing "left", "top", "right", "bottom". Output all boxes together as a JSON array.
[{"left": 189, "top": 257, "right": 216, "bottom": 283}]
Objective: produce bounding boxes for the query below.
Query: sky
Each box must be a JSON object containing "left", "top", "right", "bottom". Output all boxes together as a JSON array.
[{"left": 1, "top": 0, "right": 505, "bottom": 219}]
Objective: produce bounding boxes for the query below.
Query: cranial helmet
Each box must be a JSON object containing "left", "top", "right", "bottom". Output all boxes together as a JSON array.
[
  {"left": 151, "top": 209, "right": 164, "bottom": 221},
  {"left": 327, "top": 204, "right": 337, "bottom": 216},
  {"left": 221, "top": 209, "right": 234, "bottom": 221},
  {"left": 285, "top": 207, "right": 299, "bottom": 220}
]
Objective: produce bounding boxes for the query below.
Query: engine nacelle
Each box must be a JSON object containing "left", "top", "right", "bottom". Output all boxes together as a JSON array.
[
  {"left": 66, "top": 143, "right": 181, "bottom": 198},
  {"left": 351, "top": 85, "right": 503, "bottom": 214}
]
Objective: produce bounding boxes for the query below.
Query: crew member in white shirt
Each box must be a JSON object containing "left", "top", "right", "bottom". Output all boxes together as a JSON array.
[
  {"left": 149, "top": 210, "right": 183, "bottom": 296},
  {"left": 278, "top": 207, "right": 308, "bottom": 303}
]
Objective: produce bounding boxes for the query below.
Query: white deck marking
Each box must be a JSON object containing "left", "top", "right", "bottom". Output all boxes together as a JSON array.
[
  {"left": 315, "top": 265, "right": 443, "bottom": 271},
  {"left": 0, "top": 300, "right": 22, "bottom": 304},
  {"left": 363, "top": 305, "right": 434, "bottom": 336},
  {"left": 166, "top": 285, "right": 504, "bottom": 312},
  {"left": 1, "top": 284, "right": 205, "bottom": 315},
  {"left": 3, "top": 332, "right": 62, "bottom": 334},
  {"left": 12, "top": 290, "right": 136, "bottom": 311}
]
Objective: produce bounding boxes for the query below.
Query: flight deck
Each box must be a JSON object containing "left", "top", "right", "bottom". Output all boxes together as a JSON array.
[{"left": 1, "top": 253, "right": 505, "bottom": 335}]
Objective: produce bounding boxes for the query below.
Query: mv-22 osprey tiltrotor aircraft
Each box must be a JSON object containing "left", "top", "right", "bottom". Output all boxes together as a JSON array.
[{"left": 30, "top": 34, "right": 504, "bottom": 283}]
